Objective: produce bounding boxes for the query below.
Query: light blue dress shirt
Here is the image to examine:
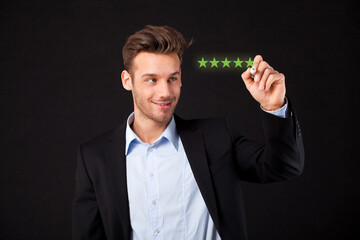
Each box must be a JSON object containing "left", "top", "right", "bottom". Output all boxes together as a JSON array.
[{"left": 125, "top": 100, "right": 288, "bottom": 240}]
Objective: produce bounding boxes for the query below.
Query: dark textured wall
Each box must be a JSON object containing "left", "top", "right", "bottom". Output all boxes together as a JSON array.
[{"left": 1, "top": 0, "right": 359, "bottom": 239}]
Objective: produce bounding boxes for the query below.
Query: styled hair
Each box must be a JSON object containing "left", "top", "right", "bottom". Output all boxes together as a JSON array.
[{"left": 122, "top": 25, "right": 193, "bottom": 76}]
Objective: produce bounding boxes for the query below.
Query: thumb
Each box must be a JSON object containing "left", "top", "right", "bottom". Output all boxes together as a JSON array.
[{"left": 241, "top": 67, "right": 253, "bottom": 86}]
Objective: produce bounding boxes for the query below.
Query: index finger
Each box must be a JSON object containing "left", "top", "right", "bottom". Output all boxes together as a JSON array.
[{"left": 252, "top": 55, "right": 263, "bottom": 69}]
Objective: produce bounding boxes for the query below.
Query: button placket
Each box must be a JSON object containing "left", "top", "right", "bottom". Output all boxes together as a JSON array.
[{"left": 146, "top": 145, "right": 162, "bottom": 239}]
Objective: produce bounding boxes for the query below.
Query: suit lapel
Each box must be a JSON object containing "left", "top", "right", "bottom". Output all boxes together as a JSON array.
[
  {"left": 174, "top": 114, "right": 220, "bottom": 233},
  {"left": 106, "top": 121, "right": 131, "bottom": 238}
]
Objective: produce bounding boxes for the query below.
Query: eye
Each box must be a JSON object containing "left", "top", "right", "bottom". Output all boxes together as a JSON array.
[
  {"left": 169, "top": 77, "right": 177, "bottom": 82},
  {"left": 147, "top": 78, "right": 156, "bottom": 83}
]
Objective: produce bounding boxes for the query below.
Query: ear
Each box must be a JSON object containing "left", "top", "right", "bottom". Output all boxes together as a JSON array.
[
  {"left": 179, "top": 68, "right": 182, "bottom": 87},
  {"left": 121, "top": 70, "right": 133, "bottom": 91}
]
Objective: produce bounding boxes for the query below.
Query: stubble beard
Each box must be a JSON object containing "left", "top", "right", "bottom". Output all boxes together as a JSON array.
[{"left": 132, "top": 89, "right": 179, "bottom": 124}]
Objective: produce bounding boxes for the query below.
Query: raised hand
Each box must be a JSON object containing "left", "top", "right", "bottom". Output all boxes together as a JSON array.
[{"left": 241, "top": 55, "right": 286, "bottom": 111}]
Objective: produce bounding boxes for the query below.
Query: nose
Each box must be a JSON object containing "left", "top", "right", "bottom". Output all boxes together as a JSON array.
[{"left": 157, "top": 80, "right": 171, "bottom": 98}]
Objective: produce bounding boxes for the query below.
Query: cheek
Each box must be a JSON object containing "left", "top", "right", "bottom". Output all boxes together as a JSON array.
[
  {"left": 134, "top": 86, "right": 153, "bottom": 99},
  {"left": 173, "top": 85, "right": 181, "bottom": 97},
  {"left": 144, "top": 88, "right": 156, "bottom": 100}
]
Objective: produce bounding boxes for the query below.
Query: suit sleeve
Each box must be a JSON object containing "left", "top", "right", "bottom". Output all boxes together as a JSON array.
[
  {"left": 72, "top": 144, "right": 107, "bottom": 239},
  {"left": 225, "top": 97, "right": 305, "bottom": 183}
]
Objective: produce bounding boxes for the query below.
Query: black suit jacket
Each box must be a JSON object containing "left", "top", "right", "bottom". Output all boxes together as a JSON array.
[{"left": 72, "top": 99, "right": 304, "bottom": 240}]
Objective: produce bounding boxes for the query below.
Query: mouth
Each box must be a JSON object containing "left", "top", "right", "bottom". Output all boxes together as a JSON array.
[{"left": 152, "top": 101, "right": 172, "bottom": 110}]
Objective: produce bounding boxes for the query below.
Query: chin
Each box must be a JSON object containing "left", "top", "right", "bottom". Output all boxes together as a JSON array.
[
  {"left": 157, "top": 108, "right": 177, "bottom": 120},
  {"left": 136, "top": 102, "right": 177, "bottom": 123},
  {"left": 154, "top": 113, "right": 173, "bottom": 123}
]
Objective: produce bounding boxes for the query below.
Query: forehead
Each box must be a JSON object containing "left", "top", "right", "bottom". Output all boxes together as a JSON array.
[{"left": 132, "top": 52, "right": 180, "bottom": 77}]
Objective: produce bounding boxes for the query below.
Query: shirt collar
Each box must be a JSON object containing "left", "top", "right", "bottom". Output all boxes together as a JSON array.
[{"left": 125, "top": 112, "right": 179, "bottom": 155}]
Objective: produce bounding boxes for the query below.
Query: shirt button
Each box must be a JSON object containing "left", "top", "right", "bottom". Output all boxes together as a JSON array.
[
  {"left": 152, "top": 200, "right": 156, "bottom": 205},
  {"left": 155, "top": 228, "right": 160, "bottom": 233},
  {"left": 149, "top": 148, "right": 153, "bottom": 152},
  {"left": 150, "top": 173, "right": 154, "bottom": 177}
]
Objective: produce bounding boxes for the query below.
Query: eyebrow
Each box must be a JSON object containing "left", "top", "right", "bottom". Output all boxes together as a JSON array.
[{"left": 141, "top": 71, "right": 180, "bottom": 78}]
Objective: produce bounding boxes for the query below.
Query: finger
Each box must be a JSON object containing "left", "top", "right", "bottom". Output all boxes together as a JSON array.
[
  {"left": 252, "top": 55, "right": 263, "bottom": 69},
  {"left": 241, "top": 67, "right": 253, "bottom": 85},
  {"left": 264, "top": 73, "right": 277, "bottom": 91},
  {"left": 265, "top": 72, "right": 285, "bottom": 91},
  {"left": 254, "top": 61, "right": 273, "bottom": 82},
  {"left": 258, "top": 68, "right": 273, "bottom": 90}
]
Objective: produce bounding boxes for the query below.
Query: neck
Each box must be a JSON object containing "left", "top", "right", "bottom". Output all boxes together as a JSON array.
[{"left": 131, "top": 111, "right": 172, "bottom": 146}]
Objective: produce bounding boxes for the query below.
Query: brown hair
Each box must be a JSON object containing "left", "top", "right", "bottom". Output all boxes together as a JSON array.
[{"left": 122, "top": 25, "right": 193, "bottom": 76}]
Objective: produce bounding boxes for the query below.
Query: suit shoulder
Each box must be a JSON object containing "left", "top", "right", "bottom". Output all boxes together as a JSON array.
[
  {"left": 178, "top": 115, "right": 225, "bottom": 127},
  {"left": 195, "top": 117, "right": 228, "bottom": 131},
  {"left": 198, "top": 116, "right": 226, "bottom": 124}
]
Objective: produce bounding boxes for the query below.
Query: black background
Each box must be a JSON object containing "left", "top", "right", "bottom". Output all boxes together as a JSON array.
[{"left": 1, "top": 0, "right": 359, "bottom": 239}]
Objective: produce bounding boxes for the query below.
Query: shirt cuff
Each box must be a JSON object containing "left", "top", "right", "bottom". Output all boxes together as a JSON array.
[{"left": 260, "top": 97, "right": 288, "bottom": 118}]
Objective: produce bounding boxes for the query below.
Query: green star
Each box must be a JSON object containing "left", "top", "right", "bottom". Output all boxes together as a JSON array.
[
  {"left": 245, "top": 57, "right": 254, "bottom": 67},
  {"left": 221, "top": 57, "right": 231, "bottom": 68},
  {"left": 209, "top": 57, "right": 220, "bottom": 68},
  {"left": 197, "top": 57, "right": 208, "bottom": 68},
  {"left": 233, "top": 58, "right": 243, "bottom": 68}
]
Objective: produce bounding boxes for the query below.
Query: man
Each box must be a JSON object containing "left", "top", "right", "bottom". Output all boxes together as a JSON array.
[{"left": 72, "top": 25, "right": 304, "bottom": 240}]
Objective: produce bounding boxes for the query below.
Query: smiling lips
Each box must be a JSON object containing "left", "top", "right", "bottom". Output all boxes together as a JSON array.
[{"left": 153, "top": 101, "right": 172, "bottom": 110}]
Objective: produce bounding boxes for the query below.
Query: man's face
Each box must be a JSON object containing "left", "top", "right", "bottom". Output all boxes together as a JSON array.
[{"left": 123, "top": 51, "right": 182, "bottom": 124}]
